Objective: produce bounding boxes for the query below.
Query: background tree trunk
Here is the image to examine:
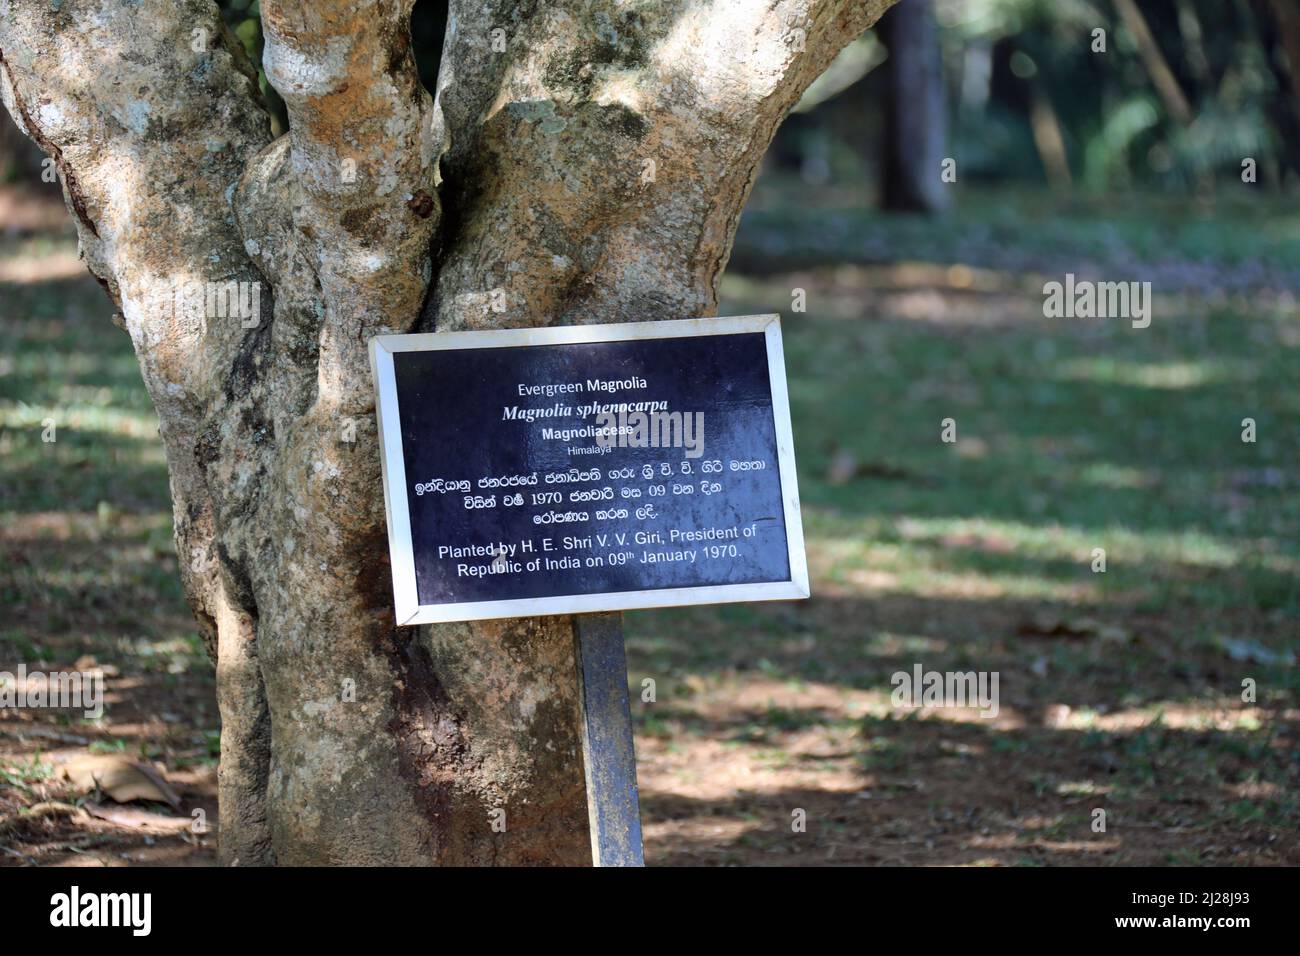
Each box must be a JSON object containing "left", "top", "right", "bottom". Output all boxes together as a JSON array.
[
  {"left": 0, "top": 101, "right": 41, "bottom": 182},
  {"left": 0, "top": 0, "right": 894, "bottom": 865},
  {"left": 879, "top": 0, "right": 950, "bottom": 213}
]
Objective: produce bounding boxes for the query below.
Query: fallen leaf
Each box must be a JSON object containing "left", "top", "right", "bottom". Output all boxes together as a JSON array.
[
  {"left": 59, "top": 755, "right": 182, "bottom": 809},
  {"left": 85, "top": 802, "right": 193, "bottom": 831}
]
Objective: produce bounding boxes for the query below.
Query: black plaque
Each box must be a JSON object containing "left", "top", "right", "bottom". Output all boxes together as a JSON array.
[{"left": 370, "top": 315, "right": 807, "bottom": 624}]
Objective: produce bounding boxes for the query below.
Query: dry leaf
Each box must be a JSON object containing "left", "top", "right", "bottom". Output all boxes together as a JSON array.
[
  {"left": 85, "top": 802, "right": 193, "bottom": 831},
  {"left": 59, "top": 755, "right": 181, "bottom": 808}
]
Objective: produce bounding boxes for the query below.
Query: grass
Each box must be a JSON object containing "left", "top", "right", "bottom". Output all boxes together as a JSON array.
[
  {"left": 0, "top": 237, "right": 185, "bottom": 671},
  {"left": 626, "top": 181, "right": 1299, "bottom": 864},
  {"left": 732, "top": 180, "right": 1300, "bottom": 279},
  {"left": 2, "top": 183, "right": 1298, "bottom": 865}
]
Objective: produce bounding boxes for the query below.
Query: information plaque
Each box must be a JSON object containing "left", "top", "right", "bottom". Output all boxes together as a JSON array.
[{"left": 370, "top": 314, "right": 808, "bottom": 625}]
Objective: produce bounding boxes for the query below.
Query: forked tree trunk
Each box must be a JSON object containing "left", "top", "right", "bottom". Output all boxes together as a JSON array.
[{"left": 0, "top": 0, "right": 893, "bottom": 865}]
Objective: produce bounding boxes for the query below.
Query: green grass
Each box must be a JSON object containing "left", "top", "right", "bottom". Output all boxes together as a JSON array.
[
  {"left": 717, "top": 200, "right": 1300, "bottom": 625},
  {"left": 0, "top": 258, "right": 168, "bottom": 516},
  {"left": 733, "top": 179, "right": 1300, "bottom": 276},
  {"left": 626, "top": 186, "right": 1299, "bottom": 863},
  {"left": 0, "top": 754, "right": 56, "bottom": 795},
  {"left": 0, "top": 236, "right": 186, "bottom": 669},
  {"left": 622, "top": 249, "right": 1300, "bottom": 717}
]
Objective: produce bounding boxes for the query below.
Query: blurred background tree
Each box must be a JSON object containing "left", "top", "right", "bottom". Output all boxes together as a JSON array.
[
  {"left": 880, "top": 0, "right": 952, "bottom": 212},
  {"left": 770, "top": 0, "right": 1300, "bottom": 201}
]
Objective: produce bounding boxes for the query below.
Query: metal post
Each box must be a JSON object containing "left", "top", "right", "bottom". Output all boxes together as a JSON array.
[{"left": 573, "top": 612, "right": 645, "bottom": 867}]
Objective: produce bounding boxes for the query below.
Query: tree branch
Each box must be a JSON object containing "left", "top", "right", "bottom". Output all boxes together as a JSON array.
[
  {"left": 428, "top": 0, "right": 893, "bottom": 330},
  {"left": 258, "top": 0, "right": 440, "bottom": 415}
]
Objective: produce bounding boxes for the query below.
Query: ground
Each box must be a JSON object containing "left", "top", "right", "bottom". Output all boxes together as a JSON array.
[{"left": 1, "top": 177, "right": 1297, "bottom": 866}]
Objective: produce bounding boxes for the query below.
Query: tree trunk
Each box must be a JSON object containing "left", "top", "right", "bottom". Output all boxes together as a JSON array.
[
  {"left": 879, "top": 0, "right": 949, "bottom": 213},
  {"left": 0, "top": 0, "right": 894, "bottom": 865},
  {"left": 1262, "top": 0, "right": 1300, "bottom": 181}
]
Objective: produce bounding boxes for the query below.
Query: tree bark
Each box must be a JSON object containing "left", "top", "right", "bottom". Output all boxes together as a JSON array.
[
  {"left": 1263, "top": 0, "right": 1300, "bottom": 180},
  {"left": 0, "top": 0, "right": 895, "bottom": 865},
  {"left": 1112, "top": 0, "right": 1194, "bottom": 126}
]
